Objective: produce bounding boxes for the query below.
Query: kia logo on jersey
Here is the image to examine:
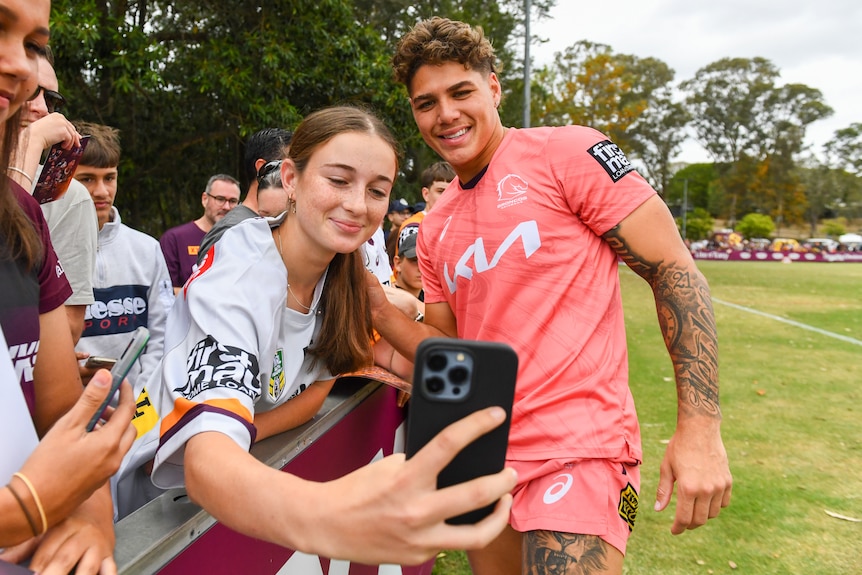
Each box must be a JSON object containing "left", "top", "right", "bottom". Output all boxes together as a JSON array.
[{"left": 82, "top": 285, "right": 149, "bottom": 337}]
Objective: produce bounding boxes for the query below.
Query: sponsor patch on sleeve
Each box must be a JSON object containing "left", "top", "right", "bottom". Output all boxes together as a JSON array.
[
  {"left": 175, "top": 335, "right": 261, "bottom": 401},
  {"left": 587, "top": 139, "right": 636, "bottom": 183}
]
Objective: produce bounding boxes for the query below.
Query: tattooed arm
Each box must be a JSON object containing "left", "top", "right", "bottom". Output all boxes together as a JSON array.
[{"left": 603, "top": 195, "right": 732, "bottom": 535}]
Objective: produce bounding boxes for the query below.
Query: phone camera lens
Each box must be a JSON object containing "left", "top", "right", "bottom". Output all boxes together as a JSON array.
[
  {"left": 427, "top": 353, "right": 448, "bottom": 372},
  {"left": 426, "top": 377, "right": 445, "bottom": 394},
  {"left": 449, "top": 366, "right": 469, "bottom": 384}
]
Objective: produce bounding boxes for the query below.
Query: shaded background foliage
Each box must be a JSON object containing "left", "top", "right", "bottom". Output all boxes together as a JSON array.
[
  {"left": 49, "top": 0, "right": 552, "bottom": 236},
  {"left": 48, "top": 0, "right": 860, "bottom": 238}
]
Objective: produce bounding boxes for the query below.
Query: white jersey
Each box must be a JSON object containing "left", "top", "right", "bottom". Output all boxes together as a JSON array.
[
  {"left": 362, "top": 227, "right": 392, "bottom": 285},
  {"left": 125, "top": 214, "right": 329, "bottom": 496}
]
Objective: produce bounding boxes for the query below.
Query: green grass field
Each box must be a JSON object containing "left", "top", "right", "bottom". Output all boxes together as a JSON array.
[{"left": 433, "top": 261, "right": 862, "bottom": 574}]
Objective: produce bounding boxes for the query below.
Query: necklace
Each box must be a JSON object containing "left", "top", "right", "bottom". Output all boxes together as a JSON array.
[{"left": 276, "top": 226, "right": 312, "bottom": 312}]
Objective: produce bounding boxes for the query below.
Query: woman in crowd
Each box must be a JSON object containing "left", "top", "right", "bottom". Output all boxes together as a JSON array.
[
  {"left": 0, "top": 0, "right": 136, "bottom": 573},
  {"left": 144, "top": 105, "right": 516, "bottom": 565}
]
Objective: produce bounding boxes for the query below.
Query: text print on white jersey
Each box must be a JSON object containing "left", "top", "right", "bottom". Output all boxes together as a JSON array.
[
  {"left": 175, "top": 335, "right": 261, "bottom": 400},
  {"left": 443, "top": 221, "right": 540, "bottom": 294}
]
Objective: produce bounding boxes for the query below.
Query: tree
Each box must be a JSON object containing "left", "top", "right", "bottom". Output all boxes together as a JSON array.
[
  {"left": 533, "top": 41, "right": 673, "bottom": 154},
  {"left": 677, "top": 207, "right": 713, "bottom": 242},
  {"left": 665, "top": 163, "right": 720, "bottom": 215},
  {"left": 628, "top": 86, "right": 690, "bottom": 196},
  {"left": 49, "top": 0, "right": 422, "bottom": 234},
  {"left": 680, "top": 57, "right": 832, "bottom": 225},
  {"left": 736, "top": 213, "right": 775, "bottom": 239},
  {"left": 825, "top": 122, "right": 862, "bottom": 174}
]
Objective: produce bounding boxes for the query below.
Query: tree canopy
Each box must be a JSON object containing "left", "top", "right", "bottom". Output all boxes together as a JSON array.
[{"left": 47, "top": 1, "right": 857, "bottom": 238}]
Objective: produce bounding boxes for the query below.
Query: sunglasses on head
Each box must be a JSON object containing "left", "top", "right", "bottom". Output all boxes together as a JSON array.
[
  {"left": 257, "top": 160, "right": 282, "bottom": 183},
  {"left": 27, "top": 86, "right": 66, "bottom": 114}
]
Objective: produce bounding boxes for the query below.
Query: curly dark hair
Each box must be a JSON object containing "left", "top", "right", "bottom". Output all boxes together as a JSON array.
[{"left": 392, "top": 17, "right": 499, "bottom": 92}]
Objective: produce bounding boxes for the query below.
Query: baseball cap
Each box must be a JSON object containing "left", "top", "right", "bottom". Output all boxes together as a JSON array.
[
  {"left": 398, "top": 233, "right": 417, "bottom": 259},
  {"left": 388, "top": 198, "right": 412, "bottom": 214}
]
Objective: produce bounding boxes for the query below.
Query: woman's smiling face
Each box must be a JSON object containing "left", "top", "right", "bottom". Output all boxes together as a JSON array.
[
  {"left": 286, "top": 131, "right": 396, "bottom": 256},
  {"left": 0, "top": 0, "right": 50, "bottom": 126}
]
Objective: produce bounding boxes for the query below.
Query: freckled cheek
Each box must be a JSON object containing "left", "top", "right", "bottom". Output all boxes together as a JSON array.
[{"left": 369, "top": 204, "right": 388, "bottom": 225}]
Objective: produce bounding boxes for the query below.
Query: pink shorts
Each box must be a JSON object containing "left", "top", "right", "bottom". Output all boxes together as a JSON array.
[{"left": 508, "top": 458, "right": 641, "bottom": 555}]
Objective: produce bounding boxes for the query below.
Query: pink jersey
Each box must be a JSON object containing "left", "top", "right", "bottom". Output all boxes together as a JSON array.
[{"left": 418, "top": 126, "right": 654, "bottom": 462}]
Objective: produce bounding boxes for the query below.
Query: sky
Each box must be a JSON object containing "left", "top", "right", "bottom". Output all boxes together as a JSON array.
[{"left": 527, "top": 0, "right": 862, "bottom": 164}]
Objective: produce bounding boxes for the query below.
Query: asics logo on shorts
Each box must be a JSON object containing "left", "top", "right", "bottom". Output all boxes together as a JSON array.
[{"left": 542, "top": 473, "right": 574, "bottom": 504}]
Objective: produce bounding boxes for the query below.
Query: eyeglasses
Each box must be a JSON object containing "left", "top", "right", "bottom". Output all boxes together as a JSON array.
[
  {"left": 27, "top": 86, "right": 66, "bottom": 114},
  {"left": 257, "top": 160, "right": 282, "bottom": 184},
  {"left": 206, "top": 191, "right": 239, "bottom": 207}
]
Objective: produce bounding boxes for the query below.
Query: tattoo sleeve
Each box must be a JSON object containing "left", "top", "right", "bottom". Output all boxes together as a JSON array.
[{"left": 604, "top": 226, "right": 721, "bottom": 420}]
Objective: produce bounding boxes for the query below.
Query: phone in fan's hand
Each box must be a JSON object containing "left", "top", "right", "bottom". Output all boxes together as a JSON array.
[
  {"left": 0, "top": 559, "right": 34, "bottom": 574},
  {"left": 84, "top": 356, "right": 117, "bottom": 369},
  {"left": 31, "top": 135, "right": 90, "bottom": 204},
  {"left": 85, "top": 326, "right": 149, "bottom": 432},
  {"left": 405, "top": 338, "right": 518, "bottom": 525}
]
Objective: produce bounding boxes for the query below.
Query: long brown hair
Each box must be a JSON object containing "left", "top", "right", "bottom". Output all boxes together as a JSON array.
[
  {"left": 1, "top": 108, "right": 42, "bottom": 270},
  {"left": 289, "top": 106, "right": 401, "bottom": 376}
]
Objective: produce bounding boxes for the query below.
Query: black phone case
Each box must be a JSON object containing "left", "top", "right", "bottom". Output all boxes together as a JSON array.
[{"left": 405, "top": 338, "right": 518, "bottom": 524}]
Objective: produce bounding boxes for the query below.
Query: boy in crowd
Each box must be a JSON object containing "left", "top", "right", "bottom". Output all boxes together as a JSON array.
[
  {"left": 73, "top": 122, "right": 172, "bottom": 401},
  {"left": 72, "top": 122, "right": 173, "bottom": 518},
  {"left": 392, "top": 233, "right": 424, "bottom": 302},
  {"left": 371, "top": 17, "right": 732, "bottom": 575}
]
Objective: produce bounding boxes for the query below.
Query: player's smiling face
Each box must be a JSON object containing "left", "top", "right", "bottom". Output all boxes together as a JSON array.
[{"left": 409, "top": 62, "right": 505, "bottom": 183}]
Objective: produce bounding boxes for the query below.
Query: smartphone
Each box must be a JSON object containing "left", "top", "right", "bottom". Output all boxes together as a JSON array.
[
  {"left": 85, "top": 326, "right": 150, "bottom": 432},
  {"left": 84, "top": 356, "right": 117, "bottom": 369},
  {"left": 31, "top": 135, "right": 90, "bottom": 204},
  {"left": 0, "top": 559, "right": 34, "bottom": 574},
  {"left": 405, "top": 338, "right": 518, "bottom": 524}
]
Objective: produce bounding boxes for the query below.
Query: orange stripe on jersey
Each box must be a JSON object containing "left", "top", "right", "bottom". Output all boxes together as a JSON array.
[{"left": 160, "top": 396, "right": 253, "bottom": 436}]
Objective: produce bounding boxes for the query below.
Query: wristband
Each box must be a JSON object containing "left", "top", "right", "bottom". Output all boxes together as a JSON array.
[
  {"left": 13, "top": 472, "right": 47, "bottom": 535},
  {"left": 6, "top": 484, "right": 39, "bottom": 537}
]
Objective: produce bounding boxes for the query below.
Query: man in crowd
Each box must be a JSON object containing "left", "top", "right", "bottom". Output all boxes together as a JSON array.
[
  {"left": 372, "top": 17, "right": 732, "bottom": 575},
  {"left": 159, "top": 174, "right": 240, "bottom": 292}
]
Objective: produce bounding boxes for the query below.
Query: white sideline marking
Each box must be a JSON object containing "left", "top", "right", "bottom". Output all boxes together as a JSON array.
[{"left": 712, "top": 298, "right": 862, "bottom": 347}]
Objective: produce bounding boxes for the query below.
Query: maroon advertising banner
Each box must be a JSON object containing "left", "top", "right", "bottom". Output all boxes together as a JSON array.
[
  {"left": 691, "top": 250, "right": 862, "bottom": 263},
  {"left": 156, "top": 385, "right": 434, "bottom": 575}
]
